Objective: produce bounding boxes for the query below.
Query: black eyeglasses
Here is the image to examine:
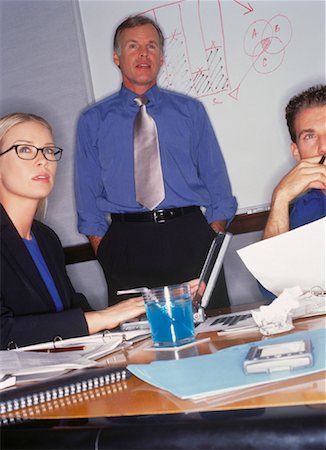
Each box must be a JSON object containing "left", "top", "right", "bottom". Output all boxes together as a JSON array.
[{"left": 0, "top": 144, "right": 63, "bottom": 161}]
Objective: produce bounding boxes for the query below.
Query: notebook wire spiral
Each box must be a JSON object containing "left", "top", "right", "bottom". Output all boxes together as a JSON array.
[{"left": 0, "top": 366, "right": 130, "bottom": 416}]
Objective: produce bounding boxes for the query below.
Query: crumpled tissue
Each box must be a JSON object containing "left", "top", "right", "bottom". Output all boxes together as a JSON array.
[{"left": 252, "top": 286, "right": 303, "bottom": 335}]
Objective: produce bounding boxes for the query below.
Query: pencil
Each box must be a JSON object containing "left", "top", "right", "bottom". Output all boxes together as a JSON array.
[
  {"left": 319, "top": 154, "right": 326, "bottom": 164},
  {"left": 26, "top": 345, "right": 85, "bottom": 353}
]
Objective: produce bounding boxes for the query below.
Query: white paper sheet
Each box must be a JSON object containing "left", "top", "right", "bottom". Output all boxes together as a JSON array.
[
  {"left": 237, "top": 218, "right": 326, "bottom": 296},
  {"left": 0, "top": 350, "right": 96, "bottom": 379}
]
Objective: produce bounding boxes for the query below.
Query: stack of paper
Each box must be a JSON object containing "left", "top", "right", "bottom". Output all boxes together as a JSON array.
[
  {"left": 128, "top": 328, "right": 325, "bottom": 400},
  {"left": 1, "top": 329, "right": 150, "bottom": 385},
  {"left": 0, "top": 351, "right": 97, "bottom": 384}
]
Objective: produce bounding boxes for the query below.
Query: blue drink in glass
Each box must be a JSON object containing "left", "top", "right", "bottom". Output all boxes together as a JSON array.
[{"left": 144, "top": 284, "right": 195, "bottom": 347}]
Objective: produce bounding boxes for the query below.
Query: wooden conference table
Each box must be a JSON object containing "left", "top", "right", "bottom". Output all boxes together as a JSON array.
[{"left": 1, "top": 305, "right": 326, "bottom": 449}]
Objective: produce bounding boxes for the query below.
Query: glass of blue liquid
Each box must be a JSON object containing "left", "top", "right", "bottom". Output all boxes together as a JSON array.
[{"left": 143, "top": 283, "right": 195, "bottom": 347}]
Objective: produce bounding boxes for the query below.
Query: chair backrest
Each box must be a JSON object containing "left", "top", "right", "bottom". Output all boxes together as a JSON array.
[{"left": 224, "top": 231, "right": 264, "bottom": 306}]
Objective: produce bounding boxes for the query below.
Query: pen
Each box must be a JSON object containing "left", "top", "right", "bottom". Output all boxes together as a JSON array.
[
  {"left": 319, "top": 154, "right": 326, "bottom": 164},
  {"left": 26, "top": 345, "right": 85, "bottom": 353}
]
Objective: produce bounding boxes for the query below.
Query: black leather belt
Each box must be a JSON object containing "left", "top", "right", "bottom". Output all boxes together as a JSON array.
[{"left": 111, "top": 206, "right": 200, "bottom": 224}]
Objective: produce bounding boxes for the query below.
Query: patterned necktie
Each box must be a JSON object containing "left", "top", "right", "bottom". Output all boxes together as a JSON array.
[{"left": 133, "top": 95, "right": 165, "bottom": 210}]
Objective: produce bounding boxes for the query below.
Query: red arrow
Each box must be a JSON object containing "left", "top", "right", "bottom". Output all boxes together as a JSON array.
[{"left": 233, "top": 1, "right": 254, "bottom": 15}]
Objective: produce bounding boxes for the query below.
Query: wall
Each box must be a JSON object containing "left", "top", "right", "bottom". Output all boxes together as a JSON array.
[{"left": 0, "top": 0, "right": 107, "bottom": 308}]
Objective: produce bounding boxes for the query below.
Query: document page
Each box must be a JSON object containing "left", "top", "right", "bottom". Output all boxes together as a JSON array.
[
  {"left": 0, "top": 350, "right": 96, "bottom": 383},
  {"left": 237, "top": 218, "right": 325, "bottom": 296}
]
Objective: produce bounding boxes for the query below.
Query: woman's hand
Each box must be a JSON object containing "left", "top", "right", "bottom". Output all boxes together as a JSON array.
[
  {"left": 85, "top": 279, "right": 201, "bottom": 335},
  {"left": 85, "top": 296, "right": 145, "bottom": 334}
]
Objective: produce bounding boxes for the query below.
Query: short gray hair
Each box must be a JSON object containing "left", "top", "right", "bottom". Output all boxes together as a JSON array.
[{"left": 113, "top": 15, "right": 164, "bottom": 54}]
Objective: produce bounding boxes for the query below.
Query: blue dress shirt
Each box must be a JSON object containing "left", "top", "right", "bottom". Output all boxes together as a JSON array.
[
  {"left": 24, "top": 233, "right": 64, "bottom": 312},
  {"left": 290, "top": 189, "right": 326, "bottom": 229},
  {"left": 75, "top": 84, "right": 237, "bottom": 237}
]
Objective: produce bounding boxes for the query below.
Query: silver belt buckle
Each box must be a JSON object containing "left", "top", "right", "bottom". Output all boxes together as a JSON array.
[{"left": 153, "top": 210, "right": 166, "bottom": 224}]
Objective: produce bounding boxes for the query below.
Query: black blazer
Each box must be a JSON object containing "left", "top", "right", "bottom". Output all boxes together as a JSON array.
[{"left": 0, "top": 205, "right": 92, "bottom": 349}]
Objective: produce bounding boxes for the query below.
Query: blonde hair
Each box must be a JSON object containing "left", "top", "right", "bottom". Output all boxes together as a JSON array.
[
  {"left": 0, "top": 112, "right": 52, "bottom": 147},
  {"left": 0, "top": 113, "right": 54, "bottom": 221}
]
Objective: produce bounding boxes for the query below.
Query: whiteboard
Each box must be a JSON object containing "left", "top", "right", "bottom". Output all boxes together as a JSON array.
[{"left": 79, "top": 0, "right": 325, "bottom": 212}]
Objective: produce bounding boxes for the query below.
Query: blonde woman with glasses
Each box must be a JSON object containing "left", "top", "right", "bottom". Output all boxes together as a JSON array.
[{"left": 0, "top": 113, "right": 146, "bottom": 349}]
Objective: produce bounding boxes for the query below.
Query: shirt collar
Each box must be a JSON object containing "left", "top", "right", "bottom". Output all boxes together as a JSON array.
[{"left": 119, "top": 84, "right": 161, "bottom": 111}]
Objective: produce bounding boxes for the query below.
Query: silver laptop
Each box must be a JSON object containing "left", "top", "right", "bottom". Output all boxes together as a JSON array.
[
  {"left": 193, "top": 232, "right": 232, "bottom": 323},
  {"left": 195, "top": 293, "right": 326, "bottom": 333}
]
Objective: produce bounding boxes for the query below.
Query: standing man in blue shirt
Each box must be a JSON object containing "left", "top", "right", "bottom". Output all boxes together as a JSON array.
[
  {"left": 75, "top": 15, "right": 237, "bottom": 306},
  {"left": 263, "top": 84, "right": 326, "bottom": 241}
]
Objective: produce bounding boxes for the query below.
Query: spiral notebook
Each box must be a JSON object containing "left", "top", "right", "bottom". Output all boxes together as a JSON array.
[{"left": 0, "top": 366, "right": 130, "bottom": 416}]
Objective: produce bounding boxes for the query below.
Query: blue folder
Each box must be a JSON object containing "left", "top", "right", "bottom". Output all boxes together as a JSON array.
[{"left": 128, "top": 328, "right": 325, "bottom": 400}]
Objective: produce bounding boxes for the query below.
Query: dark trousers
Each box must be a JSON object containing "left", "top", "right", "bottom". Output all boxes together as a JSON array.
[{"left": 97, "top": 209, "right": 229, "bottom": 309}]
